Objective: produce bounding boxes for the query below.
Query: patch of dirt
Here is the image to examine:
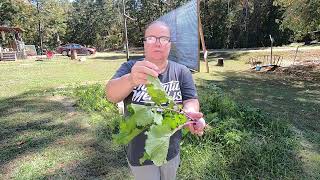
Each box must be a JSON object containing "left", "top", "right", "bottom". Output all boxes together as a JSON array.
[
  {"left": 274, "top": 60, "right": 320, "bottom": 81},
  {"left": 250, "top": 60, "right": 320, "bottom": 81}
]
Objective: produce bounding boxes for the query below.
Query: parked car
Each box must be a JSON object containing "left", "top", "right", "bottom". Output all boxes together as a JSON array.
[{"left": 56, "top": 43, "right": 96, "bottom": 56}]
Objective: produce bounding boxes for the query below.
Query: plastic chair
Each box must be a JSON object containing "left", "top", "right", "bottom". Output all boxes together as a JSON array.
[{"left": 46, "top": 50, "right": 54, "bottom": 59}]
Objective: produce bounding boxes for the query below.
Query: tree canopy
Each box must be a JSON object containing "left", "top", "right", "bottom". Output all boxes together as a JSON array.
[{"left": 1, "top": 0, "right": 319, "bottom": 50}]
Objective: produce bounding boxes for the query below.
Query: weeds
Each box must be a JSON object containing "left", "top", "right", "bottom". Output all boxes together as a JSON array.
[
  {"left": 72, "top": 84, "right": 121, "bottom": 141},
  {"left": 178, "top": 82, "right": 302, "bottom": 179},
  {"left": 73, "top": 83, "right": 303, "bottom": 179}
]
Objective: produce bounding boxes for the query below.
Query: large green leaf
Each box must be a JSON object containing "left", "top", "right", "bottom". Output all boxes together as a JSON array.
[
  {"left": 146, "top": 75, "right": 173, "bottom": 105},
  {"left": 162, "top": 111, "right": 187, "bottom": 130},
  {"left": 131, "top": 104, "right": 154, "bottom": 127},
  {"left": 144, "top": 124, "right": 172, "bottom": 166},
  {"left": 113, "top": 117, "right": 144, "bottom": 145},
  {"left": 153, "top": 113, "right": 163, "bottom": 125}
]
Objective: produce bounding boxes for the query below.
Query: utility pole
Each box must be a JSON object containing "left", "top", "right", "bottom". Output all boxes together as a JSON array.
[
  {"left": 269, "top": 35, "right": 274, "bottom": 64},
  {"left": 122, "top": 0, "right": 129, "bottom": 61},
  {"left": 227, "top": 0, "right": 230, "bottom": 48},
  {"left": 243, "top": 0, "right": 248, "bottom": 31},
  {"left": 36, "top": 0, "right": 43, "bottom": 55},
  {"left": 243, "top": 0, "right": 249, "bottom": 47}
]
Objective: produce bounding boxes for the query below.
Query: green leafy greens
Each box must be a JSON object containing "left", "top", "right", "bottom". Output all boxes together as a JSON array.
[{"left": 113, "top": 75, "right": 189, "bottom": 166}]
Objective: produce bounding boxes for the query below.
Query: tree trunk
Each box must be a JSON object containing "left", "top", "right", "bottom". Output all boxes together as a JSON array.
[{"left": 217, "top": 58, "right": 224, "bottom": 66}]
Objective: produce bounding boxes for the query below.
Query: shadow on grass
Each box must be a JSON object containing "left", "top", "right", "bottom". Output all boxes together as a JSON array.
[
  {"left": 43, "top": 141, "right": 130, "bottom": 179},
  {"left": 199, "top": 71, "right": 320, "bottom": 150},
  {"left": 0, "top": 93, "right": 83, "bottom": 166},
  {"left": 0, "top": 89, "right": 130, "bottom": 179},
  {"left": 200, "top": 51, "right": 250, "bottom": 62},
  {"left": 182, "top": 73, "right": 320, "bottom": 179}
]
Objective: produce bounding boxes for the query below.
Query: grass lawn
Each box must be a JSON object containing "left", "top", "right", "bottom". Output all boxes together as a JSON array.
[
  {"left": 0, "top": 53, "right": 132, "bottom": 179},
  {"left": 196, "top": 50, "right": 320, "bottom": 178},
  {"left": 0, "top": 53, "right": 127, "bottom": 98},
  {"left": 0, "top": 51, "right": 319, "bottom": 179}
]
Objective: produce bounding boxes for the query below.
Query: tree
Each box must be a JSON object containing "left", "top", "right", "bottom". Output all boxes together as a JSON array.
[
  {"left": 0, "top": 0, "right": 18, "bottom": 26},
  {"left": 11, "top": 0, "right": 38, "bottom": 46},
  {"left": 65, "top": 0, "right": 123, "bottom": 50},
  {"left": 0, "top": 0, "right": 69, "bottom": 49},
  {"left": 278, "top": 0, "right": 320, "bottom": 41},
  {"left": 30, "top": 0, "right": 70, "bottom": 49},
  {"left": 3, "top": 0, "right": 317, "bottom": 50},
  {"left": 200, "top": 0, "right": 292, "bottom": 49}
]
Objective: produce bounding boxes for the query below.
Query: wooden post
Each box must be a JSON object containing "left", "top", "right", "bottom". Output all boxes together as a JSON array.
[
  {"left": 0, "top": 46, "right": 2, "bottom": 60},
  {"left": 198, "top": 0, "right": 209, "bottom": 73},
  {"left": 293, "top": 45, "right": 300, "bottom": 65},
  {"left": 71, "top": 49, "right": 77, "bottom": 60}
]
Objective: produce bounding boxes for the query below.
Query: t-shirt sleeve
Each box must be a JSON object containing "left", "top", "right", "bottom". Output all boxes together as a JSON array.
[
  {"left": 180, "top": 66, "right": 198, "bottom": 101},
  {"left": 111, "top": 61, "right": 133, "bottom": 79}
]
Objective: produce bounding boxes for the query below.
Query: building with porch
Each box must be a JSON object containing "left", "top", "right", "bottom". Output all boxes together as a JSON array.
[{"left": 0, "top": 26, "right": 27, "bottom": 61}]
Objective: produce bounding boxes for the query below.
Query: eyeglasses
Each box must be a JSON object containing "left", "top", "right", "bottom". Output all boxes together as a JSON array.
[{"left": 144, "top": 36, "right": 171, "bottom": 45}]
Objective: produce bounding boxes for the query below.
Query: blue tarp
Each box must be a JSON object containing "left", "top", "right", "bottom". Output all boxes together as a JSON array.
[{"left": 157, "top": 0, "right": 199, "bottom": 71}]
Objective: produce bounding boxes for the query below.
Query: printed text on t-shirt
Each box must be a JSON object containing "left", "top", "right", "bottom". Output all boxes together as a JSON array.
[{"left": 132, "top": 81, "right": 182, "bottom": 104}]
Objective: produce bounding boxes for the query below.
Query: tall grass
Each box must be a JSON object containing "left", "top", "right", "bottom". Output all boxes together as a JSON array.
[
  {"left": 72, "top": 84, "right": 121, "bottom": 142},
  {"left": 178, "top": 82, "right": 302, "bottom": 179}
]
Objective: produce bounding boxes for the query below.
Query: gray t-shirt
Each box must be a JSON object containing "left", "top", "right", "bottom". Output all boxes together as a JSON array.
[{"left": 112, "top": 59, "right": 198, "bottom": 166}]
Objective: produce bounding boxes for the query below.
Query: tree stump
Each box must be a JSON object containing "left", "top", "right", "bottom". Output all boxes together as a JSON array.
[
  {"left": 71, "top": 50, "right": 77, "bottom": 60},
  {"left": 217, "top": 58, "right": 224, "bottom": 66}
]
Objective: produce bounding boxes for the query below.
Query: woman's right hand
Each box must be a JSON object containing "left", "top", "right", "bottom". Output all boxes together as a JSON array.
[{"left": 129, "top": 61, "right": 160, "bottom": 87}]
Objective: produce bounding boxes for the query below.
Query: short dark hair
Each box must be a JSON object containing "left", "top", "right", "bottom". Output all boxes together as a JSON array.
[{"left": 144, "top": 21, "right": 171, "bottom": 36}]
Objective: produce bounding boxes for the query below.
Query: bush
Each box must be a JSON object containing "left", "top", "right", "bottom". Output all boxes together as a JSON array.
[{"left": 72, "top": 84, "right": 121, "bottom": 141}]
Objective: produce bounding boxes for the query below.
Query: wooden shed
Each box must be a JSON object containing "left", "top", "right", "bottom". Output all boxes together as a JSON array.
[{"left": 0, "top": 26, "right": 26, "bottom": 61}]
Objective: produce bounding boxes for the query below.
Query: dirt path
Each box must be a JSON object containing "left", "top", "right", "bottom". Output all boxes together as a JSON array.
[{"left": 209, "top": 45, "right": 320, "bottom": 53}]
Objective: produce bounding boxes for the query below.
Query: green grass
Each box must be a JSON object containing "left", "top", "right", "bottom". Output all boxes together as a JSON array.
[
  {"left": 0, "top": 51, "right": 319, "bottom": 179},
  {"left": 177, "top": 83, "right": 303, "bottom": 179},
  {"left": 0, "top": 93, "right": 131, "bottom": 179},
  {"left": 194, "top": 51, "right": 320, "bottom": 179},
  {"left": 0, "top": 53, "right": 127, "bottom": 98},
  {"left": 0, "top": 53, "right": 132, "bottom": 179}
]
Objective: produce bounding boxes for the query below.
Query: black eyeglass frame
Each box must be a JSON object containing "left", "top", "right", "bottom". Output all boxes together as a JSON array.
[{"left": 143, "top": 36, "right": 171, "bottom": 45}]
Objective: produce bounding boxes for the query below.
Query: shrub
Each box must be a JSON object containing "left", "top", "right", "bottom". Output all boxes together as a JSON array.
[{"left": 72, "top": 84, "right": 121, "bottom": 141}]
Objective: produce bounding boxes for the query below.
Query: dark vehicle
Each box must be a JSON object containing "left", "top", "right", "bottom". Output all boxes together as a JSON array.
[{"left": 56, "top": 43, "right": 96, "bottom": 56}]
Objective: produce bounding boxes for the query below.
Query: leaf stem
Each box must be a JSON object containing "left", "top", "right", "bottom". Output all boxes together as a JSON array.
[
  {"left": 152, "top": 105, "right": 195, "bottom": 121},
  {"left": 171, "top": 121, "right": 195, "bottom": 135}
]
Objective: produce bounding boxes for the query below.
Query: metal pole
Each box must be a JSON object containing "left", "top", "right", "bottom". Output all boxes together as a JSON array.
[
  {"left": 37, "top": 0, "right": 43, "bottom": 55},
  {"left": 269, "top": 35, "right": 273, "bottom": 64},
  {"left": 122, "top": 0, "right": 129, "bottom": 61},
  {"left": 227, "top": 0, "right": 230, "bottom": 48},
  {"left": 271, "top": 42, "right": 273, "bottom": 64},
  {"left": 228, "top": 0, "right": 230, "bottom": 14}
]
